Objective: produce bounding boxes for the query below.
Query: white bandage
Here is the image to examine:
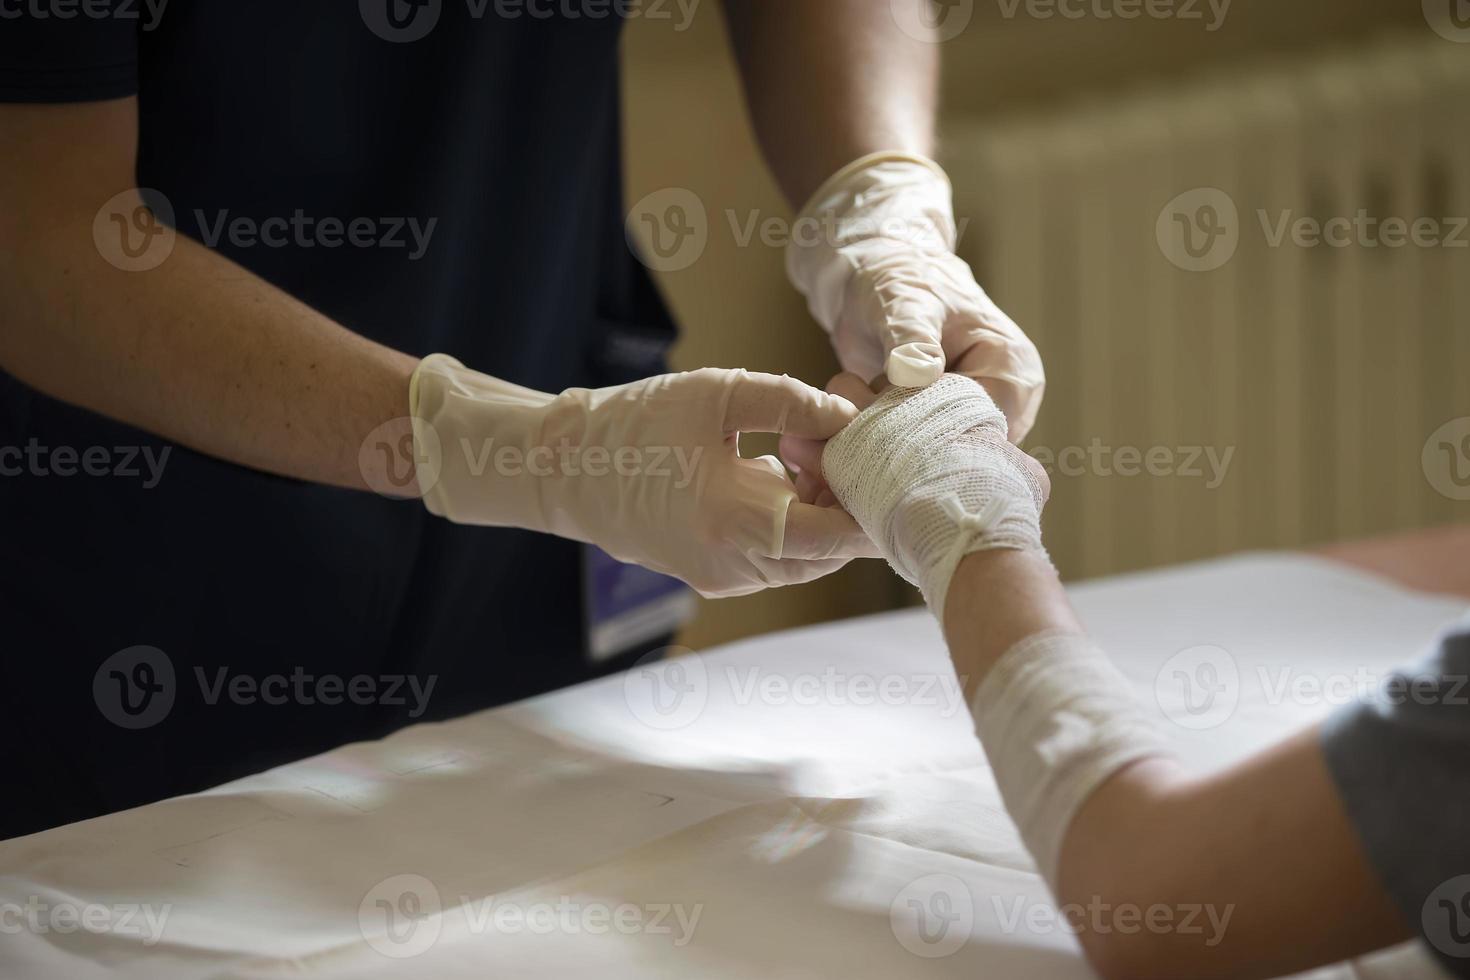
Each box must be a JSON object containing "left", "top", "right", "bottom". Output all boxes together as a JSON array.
[
  {"left": 972, "top": 631, "right": 1174, "bottom": 885},
  {"left": 820, "top": 374, "right": 1047, "bottom": 614}
]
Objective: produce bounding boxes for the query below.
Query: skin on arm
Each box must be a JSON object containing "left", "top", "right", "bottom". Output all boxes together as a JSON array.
[
  {"left": 813, "top": 373, "right": 1408, "bottom": 978},
  {"left": 0, "top": 98, "right": 421, "bottom": 495},
  {"left": 720, "top": 0, "right": 939, "bottom": 207},
  {"left": 942, "top": 549, "right": 1410, "bottom": 980}
]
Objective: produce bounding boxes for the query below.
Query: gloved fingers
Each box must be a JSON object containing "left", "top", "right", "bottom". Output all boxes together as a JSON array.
[
  {"left": 781, "top": 502, "right": 883, "bottom": 560},
  {"left": 855, "top": 260, "right": 949, "bottom": 387},
  {"left": 720, "top": 370, "right": 859, "bottom": 438},
  {"left": 744, "top": 554, "right": 854, "bottom": 589},
  {"left": 946, "top": 311, "right": 1046, "bottom": 444}
]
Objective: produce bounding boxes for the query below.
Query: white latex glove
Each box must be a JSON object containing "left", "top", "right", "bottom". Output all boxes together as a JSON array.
[
  {"left": 409, "top": 356, "right": 880, "bottom": 598},
  {"left": 785, "top": 152, "right": 1045, "bottom": 442}
]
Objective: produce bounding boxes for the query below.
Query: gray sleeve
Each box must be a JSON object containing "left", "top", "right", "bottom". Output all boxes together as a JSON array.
[{"left": 1321, "top": 620, "right": 1470, "bottom": 977}]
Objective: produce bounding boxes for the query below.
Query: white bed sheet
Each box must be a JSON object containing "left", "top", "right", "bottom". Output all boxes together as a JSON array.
[{"left": 2, "top": 553, "right": 1465, "bottom": 979}]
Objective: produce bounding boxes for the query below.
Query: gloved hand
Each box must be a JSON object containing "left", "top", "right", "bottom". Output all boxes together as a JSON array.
[
  {"left": 785, "top": 152, "right": 1045, "bottom": 442},
  {"left": 815, "top": 373, "right": 1051, "bottom": 615},
  {"left": 409, "top": 356, "right": 880, "bottom": 598}
]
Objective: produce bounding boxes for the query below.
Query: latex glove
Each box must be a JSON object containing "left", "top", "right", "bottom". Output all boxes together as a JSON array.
[
  {"left": 409, "top": 356, "right": 880, "bottom": 598},
  {"left": 785, "top": 152, "right": 1045, "bottom": 442}
]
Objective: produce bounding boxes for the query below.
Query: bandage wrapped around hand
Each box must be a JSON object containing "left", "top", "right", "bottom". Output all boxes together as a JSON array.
[
  {"left": 785, "top": 152, "right": 1045, "bottom": 440},
  {"left": 820, "top": 374, "right": 1048, "bottom": 615},
  {"left": 410, "top": 356, "right": 876, "bottom": 599}
]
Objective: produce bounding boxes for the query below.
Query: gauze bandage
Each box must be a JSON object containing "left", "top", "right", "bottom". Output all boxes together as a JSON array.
[
  {"left": 785, "top": 152, "right": 1045, "bottom": 439},
  {"left": 410, "top": 356, "right": 874, "bottom": 598},
  {"left": 820, "top": 375, "right": 1047, "bottom": 614},
  {"left": 972, "top": 631, "right": 1173, "bottom": 885}
]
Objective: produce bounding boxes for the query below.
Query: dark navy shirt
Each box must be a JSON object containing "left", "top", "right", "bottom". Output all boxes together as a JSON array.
[{"left": 0, "top": 1, "right": 677, "bottom": 837}]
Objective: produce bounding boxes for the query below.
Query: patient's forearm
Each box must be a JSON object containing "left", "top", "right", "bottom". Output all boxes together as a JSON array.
[
  {"left": 940, "top": 551, "right": 1407, "bottom": 978},
  {"left": 940, "top": 549, "right": 1080, "bottom": 702}
]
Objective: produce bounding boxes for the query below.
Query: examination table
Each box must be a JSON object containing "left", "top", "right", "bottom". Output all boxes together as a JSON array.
[{"left": 3, "top": 529, "right": 1468, "bottom": 979}]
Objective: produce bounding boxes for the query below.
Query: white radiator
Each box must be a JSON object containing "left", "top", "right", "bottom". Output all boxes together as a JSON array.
[{"left": 946, "top": 32, "right": 1470, "bottom": 580}]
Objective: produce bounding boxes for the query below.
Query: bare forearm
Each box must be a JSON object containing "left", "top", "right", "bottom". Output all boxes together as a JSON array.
[
  {"left": 0, "top": 101, "right": 419, "bottom": 494},
  {"left": 722, "top": 0, "right": 939, "bottom": 206},
  {"left": 4, "top": 221, "right": 417, "bottom": 492},
  {"left": 939, "top": 551, "right": 1407, "bottom": 977}
]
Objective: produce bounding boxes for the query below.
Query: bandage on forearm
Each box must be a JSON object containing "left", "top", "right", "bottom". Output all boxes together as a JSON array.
[
  {"left": 820, "top": 375, "right": 1048, "bottom": 613},
  {"left": 971, "top": 631, "right": 1174, "bottom": 885}
]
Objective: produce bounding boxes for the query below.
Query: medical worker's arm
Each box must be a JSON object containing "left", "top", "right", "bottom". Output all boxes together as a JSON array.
[
  {"left": 0, "top": 98, "right": 875, "bottom": 596},
  {"left": 818, "top": 374, "right": 1414, "bottom": 979},
  {"left": 721, "top": 0, "right": 1045, "bottom": 439},
  {"left": 0, "top": 99, "right": 420, "bottom": 494}
]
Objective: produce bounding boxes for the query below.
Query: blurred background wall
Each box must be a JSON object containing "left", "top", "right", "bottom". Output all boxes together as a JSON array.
[{"left": 620, "top": 1, "right": 1465, "bottom": 650}]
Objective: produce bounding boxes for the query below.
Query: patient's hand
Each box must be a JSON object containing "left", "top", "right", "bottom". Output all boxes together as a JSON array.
[{"left": 783, "top": 372, "right": 1050, "bottom": 614}]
